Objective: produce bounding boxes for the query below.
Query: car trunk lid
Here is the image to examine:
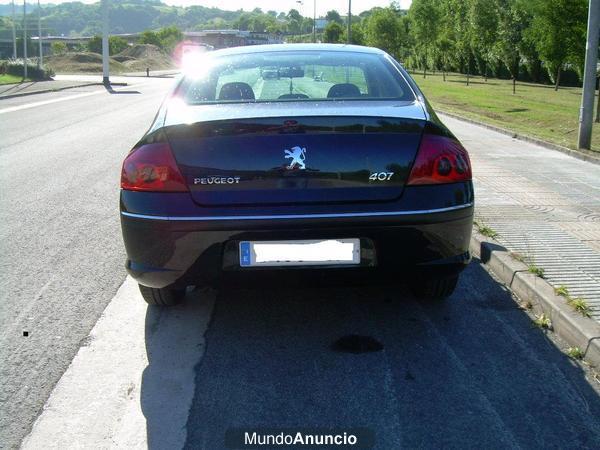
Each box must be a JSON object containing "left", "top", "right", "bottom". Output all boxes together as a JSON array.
[{"left": 165, "top": 110, "right": 425, "bottom": 207}]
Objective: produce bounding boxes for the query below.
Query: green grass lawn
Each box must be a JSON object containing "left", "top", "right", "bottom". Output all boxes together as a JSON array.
[
  {"left": 412, "top": 71, "right": 600, "bottom": 153},
  {"left": 0, "top": 74, "right": 34, "bottom": 85}
]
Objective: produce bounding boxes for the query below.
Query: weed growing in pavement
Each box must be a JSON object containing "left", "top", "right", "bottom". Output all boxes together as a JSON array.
[
  {"left": 554, "top": 285, "right": 570, "bottom": 297},
  {"left": 510, "top": 252, "right": 526, "bottom": 263},
  {"left": 553, "top": 285, "right": 592, "bottom": 318},
  {"left": 566, "top": 347, "right": 585, "bottom": 360},
  {"left": 533, "top": 313, "right": 551, "bottom": 329},
  {"left": 567, "top": 297, "right": 592, "bottom": 318},
  {"left": 475, "top": 220, "right": 498, "bottom": 238},
  {"left": 528, "top": 264, "right": 545, "bottom": 278}
]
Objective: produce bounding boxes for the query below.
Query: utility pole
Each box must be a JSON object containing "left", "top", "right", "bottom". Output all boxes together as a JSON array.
[
  {"left": 312, "top": 0, "right": 316, "bottom": 43},
  {"left": 596, "top": 74, "right": 600, "bottom": 123},
  {"left": 37, "top": 0, "right": 42, "bottom": 68},
  {"left": 11, "top": 0, "right": 17, "bottom": 59},
  {"left": 347, "top": 0, "right": 351, "bottom": 44},
  {"left": 102, "top": 0, "right": 109, "bottom": 85},
  {"left": 23, "top": 0, "right": 27, "bottom": 79},
  {"left": 577, "top": 0, "right": 600, "bottom": 150}
]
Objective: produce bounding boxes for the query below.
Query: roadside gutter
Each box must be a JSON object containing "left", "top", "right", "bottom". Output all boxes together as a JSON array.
[{"left": 470, "top": 230, "right": 600, "bottom": 368}]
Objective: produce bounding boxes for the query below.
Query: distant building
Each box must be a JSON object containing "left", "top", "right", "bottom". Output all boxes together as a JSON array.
[
  {"left": 183, "top": 30, "right": 283, "bottom": 49},
  {"left": 0, "top": 29, "right": 283, "bottom": 58},
  {"left": 0, "top": 35, "right": 91, "bottom": 58}
]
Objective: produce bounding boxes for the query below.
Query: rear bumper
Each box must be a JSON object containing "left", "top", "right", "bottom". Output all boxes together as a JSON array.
[{"left": 121, "top": 202, "right": 474, "bottom": 289}]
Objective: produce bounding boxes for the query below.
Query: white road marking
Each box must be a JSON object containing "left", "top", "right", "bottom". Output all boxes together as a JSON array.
[
  {"left": 21, "top": 276, "right": 215, "bottom": 450},
  {"left": 0, "top": 83, "right": 150, "bottom": 115}
]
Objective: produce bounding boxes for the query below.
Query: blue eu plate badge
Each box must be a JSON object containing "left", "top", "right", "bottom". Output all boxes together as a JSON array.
[{"left": 239, "top": 241, "right": 252, "bottom": 267}]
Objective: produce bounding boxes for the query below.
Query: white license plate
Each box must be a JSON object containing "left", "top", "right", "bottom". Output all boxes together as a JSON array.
[{"left": 239, "top": 239, "right": 361, "bottom": 267}]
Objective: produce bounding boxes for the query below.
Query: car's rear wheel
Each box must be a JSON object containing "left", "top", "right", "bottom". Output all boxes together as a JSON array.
[
  {"left": 138, "top": 284, "right": 186, "bottom": 306},
  {"left": 410, "top": 275, "right": 459, "bottom": 300}
]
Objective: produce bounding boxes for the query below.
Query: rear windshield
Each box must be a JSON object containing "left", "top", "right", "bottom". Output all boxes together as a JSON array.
[{"left": 178, "top": 50, "right": 415, "bottom": 104}]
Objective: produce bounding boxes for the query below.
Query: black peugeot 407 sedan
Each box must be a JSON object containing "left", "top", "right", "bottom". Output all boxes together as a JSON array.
[{"left": 120, "top": 44, "right": 474, "bottom": 306}]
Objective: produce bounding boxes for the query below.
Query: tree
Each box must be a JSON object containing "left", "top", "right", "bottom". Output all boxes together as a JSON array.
[
  {"left": 156, "top": 26, "right": 183, "bottom": 52},
  {"left": 436, "top": 37, "right": 453, "bottom": 81},
  {"left": 109, "top": 36, "right": 129, "bottom": 55},
  {"left": 87, "top": 35, "right": 102, "bottom": 54},
  {"left": 364, "top": 7, "right": 405, "bottom": 58},
  {"left": 87, "top": 35, "right": 129, "bottom": 55},
  {"left": 286, "top": 9, "right": 302, "bottom": 35},
  {"left": 468, "top": 0, "right": 498, "bottom": 81},
  {"left": 495, "top": 0, "right": 527, "bottom": 94},
  {"left": 323, "top": 21, "right": 344, "bottom": 43},
  {"left": 301, "top": 17, "right": 314, "bottom": 35},
  {"left": 138, "top": 30, "right": 161, "bottom": 47},
  {"left": 443, "top": 0, "right": 472, "bottom": 85},
  {"left": 325, "top": 10, "right": 343, "bottom": 24},
  {"left": 408, "top": 0, "right": 441, "bottom": 78},
  {"left": 347, "top": 22, "right": 365, "bottom": 46},
  {"left": 527, "top": 0, "right": 587, "bottom": 90},
  {"left": 287, "top": 8, "right": 302, "bottom": 23},
  {"left": 51, "top": 42, "right": 68, "bottom": 55}
]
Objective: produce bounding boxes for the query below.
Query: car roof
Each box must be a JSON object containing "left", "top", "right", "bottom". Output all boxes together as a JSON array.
[{"left": 206, "top": 43, "right": 388, "bottom": 58}]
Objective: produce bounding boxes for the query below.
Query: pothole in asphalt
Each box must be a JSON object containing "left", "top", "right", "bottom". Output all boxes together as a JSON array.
[{"left": 331, "top": 335, "right": 384, "bottom": 354}]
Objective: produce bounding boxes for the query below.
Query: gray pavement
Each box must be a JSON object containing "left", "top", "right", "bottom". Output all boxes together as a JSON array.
[
  {"left": 0, "top": 79, "right": 100, "bottom": 99},
  {"left": 1, "top": 85, "right": 600, "bottom": 449},
  {"left": 0, "top": 78, "right": 172, "bottom": 449},
  {"left": 442, "top": 115, "right": 600, "bottom": 322}
]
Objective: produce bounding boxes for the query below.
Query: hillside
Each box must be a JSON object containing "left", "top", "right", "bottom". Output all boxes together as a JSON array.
[{"left": 0, "top": 0, "right": 249, "bottom": 37}]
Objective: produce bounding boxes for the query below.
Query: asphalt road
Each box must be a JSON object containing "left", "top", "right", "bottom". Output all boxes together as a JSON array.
[
  {"left": 185, "top": 266, "right": 600, "bottom": 449},
  {"left": 2, "top": 80, "right": 600, "bottom": 449},
  {"left": 0, "top": 78, "right": 172, "bottom": 449}
]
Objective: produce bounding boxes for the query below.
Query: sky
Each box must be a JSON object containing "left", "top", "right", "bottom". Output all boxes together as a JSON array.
[{"left": 0, "top": 0, "right": 413, "bottom": 16}]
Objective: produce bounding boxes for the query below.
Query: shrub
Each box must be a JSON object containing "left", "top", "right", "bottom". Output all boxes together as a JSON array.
[
  {"left": 87, "top": 35, "right": 130, "bottom": 55},
  {"left": 4, "top": 60, "right": 54, "bottom": 80},
  {"left": 51, "top": 42, "right": 68, "bottom": 55}
]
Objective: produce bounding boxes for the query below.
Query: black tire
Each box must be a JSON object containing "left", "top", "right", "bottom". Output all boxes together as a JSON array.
[
  {"left": 138, "top": 284, "right": 186, "bottom": 306},
  {"left": 410, "top": 275, "right": 459, "bottom": 300}
]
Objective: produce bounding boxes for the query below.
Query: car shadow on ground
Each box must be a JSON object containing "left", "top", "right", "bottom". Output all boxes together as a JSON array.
[{"left": 140, "top": 261, "right": 600, "bottom": 449}]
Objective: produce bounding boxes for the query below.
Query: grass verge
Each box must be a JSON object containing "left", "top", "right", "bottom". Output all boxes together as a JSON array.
[
  {"left": 413, "top": 72, "right": 600, "bottom": 153},
  {"left": 0, "top": 74, "right": 34, "bottom": 85}
]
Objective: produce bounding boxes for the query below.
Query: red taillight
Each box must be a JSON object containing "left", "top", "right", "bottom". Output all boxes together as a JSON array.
[
  {"left": 407, "top": 133, "right": 472, "bottom": 185},
  {"left": 121, "top": 142, "right": 188, "bottom": 192}
]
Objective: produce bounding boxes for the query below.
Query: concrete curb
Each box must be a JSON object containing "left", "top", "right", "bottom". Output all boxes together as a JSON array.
[
  {"left": 439, "top": 110, "right": 600, "bottom": 166},
  {"left": 470, "top": 230, "right": 600, "bottom": 367}
]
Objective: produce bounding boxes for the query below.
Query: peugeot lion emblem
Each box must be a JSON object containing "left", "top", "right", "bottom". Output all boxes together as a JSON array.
[{"left": 284, "top": 146, "right": 307, "bottom": 170}]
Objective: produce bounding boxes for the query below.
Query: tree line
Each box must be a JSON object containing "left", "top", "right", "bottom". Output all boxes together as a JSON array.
[
  {"left": 317, "top": 0, "right": 590, "bottom": 92},
  {"left": 1, "top": 0, "right": 592, "bottom": 91}
]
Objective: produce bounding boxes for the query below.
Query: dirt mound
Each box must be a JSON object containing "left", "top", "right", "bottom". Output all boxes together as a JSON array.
[
  {"left": 45, "top": 52, "right": 127, "bottom": 74},
  {"left": 116, "top": 44, "right": 175, "bottom": 71},
  {"left": 45, "top": 45, "right": 176, "bottom": 74},
  {"left": 117, "top": 43, "right": 163, "bottom": 59},
  {"left": 112, "top": 55, "right": 135, "bottom": 63}
]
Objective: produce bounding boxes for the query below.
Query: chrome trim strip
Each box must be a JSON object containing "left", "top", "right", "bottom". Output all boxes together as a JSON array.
[{"left": 121, "top": 203, "right": 473, "bottom": 222}]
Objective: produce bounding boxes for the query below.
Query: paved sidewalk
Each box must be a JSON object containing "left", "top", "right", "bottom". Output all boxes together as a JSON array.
[
  {"left": 442, "top": 114, "right": 600, "bottom": 322},
  {"left": 0, "top": 79, "right": 100, "bottom": 99}
]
